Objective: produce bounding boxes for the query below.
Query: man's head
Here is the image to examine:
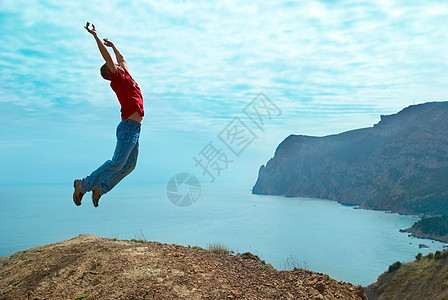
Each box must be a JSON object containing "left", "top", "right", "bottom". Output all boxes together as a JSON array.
[{"left": 100, "top": 63, "right": 111, "bottom": 81}]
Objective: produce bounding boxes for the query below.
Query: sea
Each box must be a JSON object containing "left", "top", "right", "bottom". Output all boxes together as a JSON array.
[{"left": 0, "top": 182, "right": 446, "bottom": 286}]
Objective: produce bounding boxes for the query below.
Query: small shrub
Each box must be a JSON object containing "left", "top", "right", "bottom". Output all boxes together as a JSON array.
[
  {"left": 435, "top": 251, "right": 442, "bottom": 259},
  {"left": 192, "top": 245, "right": 204, "bottom": 250},
  {"left": 426, "top": 253, "right": 434, "bottom": 259},
  {"left": 207, "top": 242, "right": 231, "bottom": 255},
  {"left": 261, "top": 264, "right": 274, "bottom": 270},
  {"left": 133, "top": 231, "right": 148, "bottom": 243},
  {"left": 415, "top": 253, "right": 423, "bottom": 260},
  {"left": 388, "top": 261, "right": 402, "bottom": 273},
  {"left": 74, "top": 294, "right": 88, "bottom": 300},
  {"left": 130, "top": 239, "right": 146, "bottom": 244}
]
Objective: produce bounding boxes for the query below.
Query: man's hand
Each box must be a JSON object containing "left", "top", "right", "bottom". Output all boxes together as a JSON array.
[
  {"left": 84, "top": 22, "right": 97, "bottom": 36},
  {"left": 84, "top": 22, "right": 117, "bottom": 74},
  {"left": 103, "top": 38, "right": 115, "bottom": 48}
]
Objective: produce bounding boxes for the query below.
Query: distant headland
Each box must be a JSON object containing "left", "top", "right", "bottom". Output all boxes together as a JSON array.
[{"left": 253, "top": 101, "right": 448, "bottom": 241}]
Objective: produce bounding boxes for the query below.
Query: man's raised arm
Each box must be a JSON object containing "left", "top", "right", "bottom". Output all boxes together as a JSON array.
[
  {"left": 84, "top": 22, "right": 117, "bottom": 74},
  {"left": 103, "top": 39, "right": 129, "bottom": 72}
]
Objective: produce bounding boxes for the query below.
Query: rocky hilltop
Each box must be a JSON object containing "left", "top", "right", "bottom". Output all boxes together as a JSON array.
[
  {"left": 253, "top": 102, "right": 448, "bottom": 216},
  {"left": 365, "top": 249, "right": 448, "bottom": 300},
  {"left": 0, "top": 234, "right": 366, "bottom": 299}
]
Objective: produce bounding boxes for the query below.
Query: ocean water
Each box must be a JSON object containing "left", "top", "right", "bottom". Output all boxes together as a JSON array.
[{"left": 0, "top": 182, "right": 446, "bottom": 286}]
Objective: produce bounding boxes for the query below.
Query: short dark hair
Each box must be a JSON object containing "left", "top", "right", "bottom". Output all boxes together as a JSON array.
[{"left": 100, "top": 63, "right": 111, "bottom": 81}]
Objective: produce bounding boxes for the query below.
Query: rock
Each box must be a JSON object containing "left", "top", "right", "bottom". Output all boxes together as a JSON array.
[
  {"left": 0, "top": 235, "right": 367, "bottom": 299},
  {"left": 252, "top": 102, "right": 448, "bottom": 217},
  {"left": 314, "top": 282, "right": 325, "bottom": 293},
  {"left": 237, "top": 252, "right": 261, "bottom": 261},
  {"left": 355, "top": 285, "right": 367, "bottom": 300}
]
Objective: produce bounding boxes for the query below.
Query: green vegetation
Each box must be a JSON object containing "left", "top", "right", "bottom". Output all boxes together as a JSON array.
[
  {"left": 367, "top": 248, "right": 448, "bottom": 300},
  {"left": 74, "top": 294, "right": 88, "bottom": 300},
  {"left": 131, "top": 231, "right": 148, "bottom": 243},
  {"left": 207, "top": 242, "right": 231, "bottom": 255},
  {"left": 435, "top": 251, "right": 442, "bottom": 260},
  {"left": 410, "top": 216, "right": 448, "bottom": 237},
  {"left": 388, "top": 261, "right": 402, "bottom": 273},
  {"left": 415, "top": 253, "right": 422, "bottom": 260},
  {"left": 261, "top": 264, "right": 274, "bottom": 270},
  {"left": 192, "top": 245, "right": 204, "bottom": 250},
  {"left": 130, "top": 239, "right": 147, "bottom": 244}
]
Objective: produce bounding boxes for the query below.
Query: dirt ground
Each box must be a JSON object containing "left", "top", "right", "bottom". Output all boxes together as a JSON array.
[{"left": 0, "top": 234, "right": 366, "bottom": 299}]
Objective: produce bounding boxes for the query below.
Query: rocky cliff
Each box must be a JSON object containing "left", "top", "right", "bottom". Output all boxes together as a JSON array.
[
  {"left": 365, "top": 250, "right": 448, "bottom": 300},
  {"left": 253, "top": 102, "right": 448, "bottom": 216},
  {"left": 0, "top": 234, "right": 366, "bottom": 299}
]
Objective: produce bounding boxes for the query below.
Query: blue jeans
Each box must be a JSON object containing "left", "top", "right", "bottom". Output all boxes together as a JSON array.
[{"left": 79, "top": 119, "right": 141, "bottom": 195}]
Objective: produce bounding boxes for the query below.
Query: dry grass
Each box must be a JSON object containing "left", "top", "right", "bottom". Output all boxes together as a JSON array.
[{"left": 207, "top": 242, "right": 231, "bottom": 255}]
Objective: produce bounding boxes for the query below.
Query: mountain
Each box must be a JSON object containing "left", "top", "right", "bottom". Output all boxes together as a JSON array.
[
  {"left": 253, "top": 102, "right": 448, "bottom": 216},
  {"left": 365, "top": 250, "right": 448, "bottom": 300},
  {"left": 0, "top": 234, "right": 366, "bottom": 299}
]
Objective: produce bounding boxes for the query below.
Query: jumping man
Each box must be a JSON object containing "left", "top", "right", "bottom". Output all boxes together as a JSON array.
[{"left": 73, "top": 22, "right": 144, "bottom": 207}]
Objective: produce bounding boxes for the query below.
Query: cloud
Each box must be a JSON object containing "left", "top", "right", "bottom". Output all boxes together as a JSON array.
[
  {"left": 2, "top": 1, "right": 448, "bottom": 112},
  {"left": 1, "top": 0, "right": 448, "bottom": 183}
]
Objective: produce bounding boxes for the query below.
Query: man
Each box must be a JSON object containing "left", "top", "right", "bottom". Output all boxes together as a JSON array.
[{"left": 73, "top": 22, "right": 144, "bottom": 207}]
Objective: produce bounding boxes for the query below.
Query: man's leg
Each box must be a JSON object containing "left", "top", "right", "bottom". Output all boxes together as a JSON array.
[
  {"left": 98, "top": 140, "right": 139, "bottom": 194},
  {"left": 78, "top": 119, "right": 141, "bottom": 196}
]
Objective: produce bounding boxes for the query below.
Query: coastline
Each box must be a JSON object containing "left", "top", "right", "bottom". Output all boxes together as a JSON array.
[
  {"left": 400, "top": 216, "right": 448, "bottom": 244},
  {"left": 400, "top": 228, "right": 448, "bottom": 244},
  {"left": 258, "top": 192, "right": 448, "bottom": 245}
]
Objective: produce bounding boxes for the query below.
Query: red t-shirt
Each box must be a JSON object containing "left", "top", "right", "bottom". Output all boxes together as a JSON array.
[{"left": 109, "top": 68, "right": 144, "bottom": 120}]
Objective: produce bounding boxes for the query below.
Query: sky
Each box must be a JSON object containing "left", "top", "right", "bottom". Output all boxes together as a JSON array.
[{"left": 1, "top": 0, "right": 448, "bottom": 188}]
